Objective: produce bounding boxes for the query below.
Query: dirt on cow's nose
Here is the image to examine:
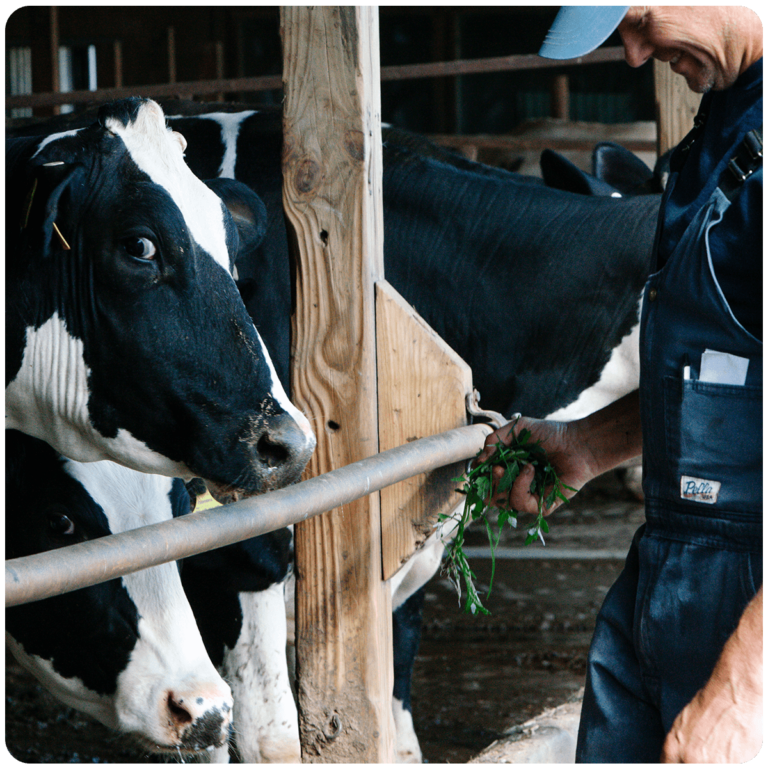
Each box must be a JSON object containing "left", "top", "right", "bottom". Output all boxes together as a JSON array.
[{"left": 166, "top": 687, "right": 233, "bottom": 750}]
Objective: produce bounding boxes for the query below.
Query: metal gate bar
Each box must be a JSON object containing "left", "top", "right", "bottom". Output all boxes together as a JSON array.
[{"left": 6, "top": 423, "right": 491, "bottom": 608}]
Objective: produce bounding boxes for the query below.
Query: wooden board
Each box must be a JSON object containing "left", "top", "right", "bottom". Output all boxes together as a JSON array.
[
  {"left": 654, "top": 59, "right": 702, "bottom": 156},
  {"left": 376, "top": 281, "right": 473, "bottom": 580},
  {"left": 280, "top": 6, "right": 394, "bottom": 762}
]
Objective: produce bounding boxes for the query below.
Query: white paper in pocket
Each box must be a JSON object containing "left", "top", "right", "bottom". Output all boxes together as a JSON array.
[{"left": 699, "top": 349, "right": 749, "bottom": 386}]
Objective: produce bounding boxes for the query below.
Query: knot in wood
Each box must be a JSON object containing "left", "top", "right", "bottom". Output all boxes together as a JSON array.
[
  {"left": 344, "top": 130, "right": 365, "bottom": 162},
  {"left": 295, "top": 158, "right": 322, "bottom": 194},
  {"left": 325, "top": 713, "right": 342, "bottom": 741}
]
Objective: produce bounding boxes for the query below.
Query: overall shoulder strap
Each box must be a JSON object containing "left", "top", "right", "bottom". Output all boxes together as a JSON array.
[{"left": 718, "top": 127, "right": 763, "bottom": 200}]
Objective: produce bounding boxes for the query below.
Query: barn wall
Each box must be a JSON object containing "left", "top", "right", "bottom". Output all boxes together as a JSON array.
[{"left": 6, "top": 6, "right": 652, "bottom": 130}]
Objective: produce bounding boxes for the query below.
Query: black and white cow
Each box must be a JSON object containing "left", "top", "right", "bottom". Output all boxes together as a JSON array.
[
  {"left": 6, "top": 99, "right": 314, "bottom": 500},
  {"left": 5, "top": 429, "right": 233, "bottom": 756}
]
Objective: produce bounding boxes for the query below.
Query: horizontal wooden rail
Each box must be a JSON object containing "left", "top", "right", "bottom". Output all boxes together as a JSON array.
[
  {"left": 5, "top": 47, "right": 625, "bottom": 110},
  {"left": 428, "top": 134, "right": 656, "bottom": 154},
  {"left": 5, "top": 423, "right": 492, "bottom": 607}
]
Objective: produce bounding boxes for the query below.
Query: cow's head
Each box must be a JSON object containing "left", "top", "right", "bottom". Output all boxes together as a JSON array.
[
  {"left": 5, "top": 98, "right": 314, "bottom": 497},
  {"left": 5, "top": 430, "right": 234, "bottom": 753}
]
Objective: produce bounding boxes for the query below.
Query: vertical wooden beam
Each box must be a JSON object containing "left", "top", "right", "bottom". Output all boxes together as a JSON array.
[
  {"left": 654, "top": 60, "right": 702, "bottom": 156},
  {"left": 167, "top": 26, "right": 177, "bottom": 84},
  {"left": 551, "top": 73, "right": 570, "bottom": 120},
  {"left": 113, "top": 40, "right": 123, "bottom": 88},
  {"left": 281, "top": 7, "right": 394, "bottom": 762},
  {"left": 49, "top": 6, "right": 61, "bottom": 116}
]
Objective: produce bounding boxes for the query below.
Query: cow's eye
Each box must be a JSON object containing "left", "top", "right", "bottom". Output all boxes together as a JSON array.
[
  {"left": 48, "top": 511, "right": 76, "bottom": 537},
  {"left": 122, "top": 236, "right": 157, "bottom": 261}
]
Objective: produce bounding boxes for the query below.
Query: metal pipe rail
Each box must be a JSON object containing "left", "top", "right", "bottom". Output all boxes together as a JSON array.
[{"left": 5, "top": 423, "right": 492, "bottom": 607}]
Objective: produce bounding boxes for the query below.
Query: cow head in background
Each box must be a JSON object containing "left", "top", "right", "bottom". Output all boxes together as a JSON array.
[
  {"left": 5, "top": 98, "right": 314, "bottom": 498},
  {"left": 5, "top": 429, "right": 234, "bottom": 754}
]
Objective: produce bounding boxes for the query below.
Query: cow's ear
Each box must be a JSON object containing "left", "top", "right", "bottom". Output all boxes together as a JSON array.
[
  {"left": 204, "top": 178, "right": 269, "bottom": 256},
  {"left": 592, "top": 142, "right": 654, "bottom": 196},
  {"left": 540, "top": 149, "right": 622, "bottom": 198},
  {"left": 21, "top": 161, "right": 82, "bottom": 259}
]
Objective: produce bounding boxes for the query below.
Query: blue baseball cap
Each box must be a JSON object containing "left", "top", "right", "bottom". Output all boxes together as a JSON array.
[{"left": 539, "top": 6, "right": 630, "bottom": 60}]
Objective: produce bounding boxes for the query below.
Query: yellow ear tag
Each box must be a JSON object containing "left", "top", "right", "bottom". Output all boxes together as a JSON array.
[
  {"left": 52, "top": 222, "right": 71, "bottom": 250},
  {"left": 21, "top": 178, "right": 38, "bottom": 229},
  {"left": 194, "top": 489, "right": 222, "bottom": 512}
]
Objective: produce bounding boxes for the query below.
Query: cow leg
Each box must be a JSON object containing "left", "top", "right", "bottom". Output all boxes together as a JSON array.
[
  {"left": 386, "top": 518, "right": 457, "bottom": 763},
  {"left": 224, "top": 583, "right": 300, "bottom": 764},
  {"left": 392, "top": 586, "right": 426, "bottom": 763}
]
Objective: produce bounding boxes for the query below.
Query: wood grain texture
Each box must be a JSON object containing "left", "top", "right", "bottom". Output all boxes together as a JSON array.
[
  {"left": 280, "top": 6, "right": 394, "bottom": 762},
  {"left": 376, "top": 281, "right": 473, "bottom": 580},
  {"left": 654, "top": 60, "right": 702, "bottom": 156}
]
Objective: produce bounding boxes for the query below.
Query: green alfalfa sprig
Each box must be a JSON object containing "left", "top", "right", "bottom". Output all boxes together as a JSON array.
[{"left": 439, "top": 424, "right": 575, "bottom": 615}]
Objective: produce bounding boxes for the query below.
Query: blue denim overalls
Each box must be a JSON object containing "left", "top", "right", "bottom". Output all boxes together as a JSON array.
[{"left": 575, "top": 115, "right": 763, "bottom": 762}]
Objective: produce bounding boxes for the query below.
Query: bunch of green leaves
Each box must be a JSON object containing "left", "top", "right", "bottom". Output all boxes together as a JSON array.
[{"left": 439, "top": 424, "right": 574, "bottom": 615}]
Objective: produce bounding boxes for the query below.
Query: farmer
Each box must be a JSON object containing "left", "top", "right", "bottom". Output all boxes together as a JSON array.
[{"left": 478, "top": 6, "right": 762, "bottom": 762}]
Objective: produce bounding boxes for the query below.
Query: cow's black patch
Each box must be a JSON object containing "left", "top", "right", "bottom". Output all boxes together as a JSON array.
[{"left": 97, "top": 97, "right": 146, "bottom": 130}]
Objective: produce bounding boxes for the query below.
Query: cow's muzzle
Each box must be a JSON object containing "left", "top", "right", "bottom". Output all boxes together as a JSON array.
[{"left": 208, "top": 411, "right": 315, "bottom": 503}]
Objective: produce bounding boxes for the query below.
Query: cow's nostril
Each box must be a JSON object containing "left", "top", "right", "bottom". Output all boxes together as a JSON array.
[
  {"left": 167, "top": 693, "right": 193, "bottom": 726},
  {"left": 257, "top": 433, "right": 290, "bottom": 468}
]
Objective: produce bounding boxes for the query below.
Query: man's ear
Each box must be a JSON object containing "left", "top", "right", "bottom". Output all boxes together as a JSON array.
[{"left": 204, "top": 178, "right": 269, "bottom": 257}]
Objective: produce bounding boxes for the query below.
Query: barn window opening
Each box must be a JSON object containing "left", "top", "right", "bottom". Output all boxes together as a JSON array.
[
  {"left": 58, "top": 44, "right": 97, "bottom": 114},
  {"left": 6, "top": 46, "right": 33, "bottom": 118}
]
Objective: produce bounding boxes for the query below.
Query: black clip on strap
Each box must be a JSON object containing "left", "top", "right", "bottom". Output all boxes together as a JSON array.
[{"left": 720, "top": 128, "right": 763, "bottom": 200}]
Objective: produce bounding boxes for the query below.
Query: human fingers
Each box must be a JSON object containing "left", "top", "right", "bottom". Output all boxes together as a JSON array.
[
  {"left": 489, "top": 462, "right": 541, "bottom": 515},
  {"left": 474, "top": 417, "right": 521, "bottom": 467}
]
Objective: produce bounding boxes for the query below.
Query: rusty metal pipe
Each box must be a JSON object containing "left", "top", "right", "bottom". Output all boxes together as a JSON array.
[{"left": 6, "top": 423, "right": 492, "bottom": 607}]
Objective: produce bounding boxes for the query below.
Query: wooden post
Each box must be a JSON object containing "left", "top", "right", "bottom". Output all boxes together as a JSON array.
[
  {"left": 167, "top": 26, "right": 177, "bottom": 84},
  {"left": 654, "top": 60, "right": 702, "bottom": 156},
  {"left": 281, "top": 7, "right": 395, "bottom": 762},
  {"left": 113, "top": 40, "right": 123, "bottom": 88},
  {"left": 551, "top": 73, "right": 570, "bottom": 120}
]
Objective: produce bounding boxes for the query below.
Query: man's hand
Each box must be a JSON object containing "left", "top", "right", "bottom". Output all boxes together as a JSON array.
[
  {"left": 661, "top": 588, "right": 763, "bottom": 763},
  {"left": 474, "top": 416, "right": 592, "bottom": 515},
  {"left": 475, "top": 391, "right": 644, "bottom": 515}
]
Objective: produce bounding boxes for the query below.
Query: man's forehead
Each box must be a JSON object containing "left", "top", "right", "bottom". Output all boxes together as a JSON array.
[{"left": 620, "top": 7, "right": 650, "bottom": 26}]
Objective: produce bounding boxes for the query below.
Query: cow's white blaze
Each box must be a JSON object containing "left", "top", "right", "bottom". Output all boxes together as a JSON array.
[
  {"left": 117, "top": 102, "right": 315, "bottom": 451},
  {"left": 104, "top": 100, "right": 233, "bottom": 274},
  {"left": 5, "top": 314, "right": 191, "bottom": 477},
  {"left": 224, "top": 585, "right": 300, "bottom": 763}
]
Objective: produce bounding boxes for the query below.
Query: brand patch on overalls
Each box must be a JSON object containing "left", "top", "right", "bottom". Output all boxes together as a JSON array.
[{"left": 680, "top": 476, "right": 721, "bottom": 504}]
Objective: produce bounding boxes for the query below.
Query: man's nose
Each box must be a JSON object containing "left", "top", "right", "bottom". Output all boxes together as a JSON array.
[{"left": 619, "top": 30, "right": 654, "bottom": 68}]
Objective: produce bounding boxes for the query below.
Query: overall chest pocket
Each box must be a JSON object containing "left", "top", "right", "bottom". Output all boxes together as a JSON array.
[{"left": 664, "top": 376, "right": 762, "bottom": 513}]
